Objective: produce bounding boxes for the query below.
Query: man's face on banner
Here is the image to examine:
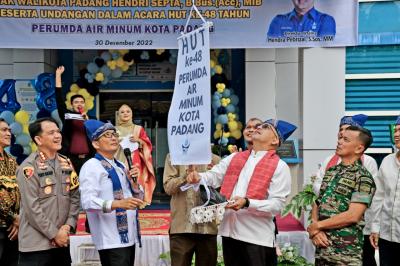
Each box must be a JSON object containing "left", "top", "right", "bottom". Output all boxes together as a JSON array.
[{"left": 292, "top": 0, "right": 314, "bottom": 12}]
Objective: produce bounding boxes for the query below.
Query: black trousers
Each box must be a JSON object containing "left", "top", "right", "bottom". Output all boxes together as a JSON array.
[
  {"left": 222, "top": 237, "right": 275, "bottom": 266},
  {"left": 379, "top": 238, "right": 400, "bottom": 266},
  {"left": 0, "top": 228, "right": 18, "bottom": 266},
  {"left": 18, "top": 247, "right": 71, "bottom": 266},
  {"left": 169, "top": 233, "right": 217, "bottom": 266},
  {"left": 363, "top": 235, "right": 377, "bottom": 266},
  {"left": 98, "top": 245, "right": 136, "bottom": 266}
]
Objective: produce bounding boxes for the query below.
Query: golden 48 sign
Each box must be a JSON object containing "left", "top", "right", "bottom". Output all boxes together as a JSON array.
[
  {"left": 167, "top": 23, "right": 212, "bottom": 165},
  {"left": 0, "top": 0, "right": 357, "bottom": 48}
]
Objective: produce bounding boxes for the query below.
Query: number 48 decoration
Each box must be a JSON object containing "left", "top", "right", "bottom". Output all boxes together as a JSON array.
[{"left": 0, "top": 79, "right": 21, "bottom": 113}]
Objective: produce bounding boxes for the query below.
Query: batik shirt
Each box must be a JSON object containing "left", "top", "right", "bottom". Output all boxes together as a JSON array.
[
  {"left": 315, "top": 161, "right": 375, "bottom": 266},
  {"left": 0, "top": 152, "right": 19, "bottom": 228}
]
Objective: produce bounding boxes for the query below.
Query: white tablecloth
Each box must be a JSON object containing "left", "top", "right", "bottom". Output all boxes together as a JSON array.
[{"left": 70, "top": 231, "right": 314, "bottom": 266}]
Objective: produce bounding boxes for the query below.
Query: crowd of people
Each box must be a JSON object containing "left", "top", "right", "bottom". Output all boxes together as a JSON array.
[{"left": 0, "top": 66, "right": 399, "bottom": 266}]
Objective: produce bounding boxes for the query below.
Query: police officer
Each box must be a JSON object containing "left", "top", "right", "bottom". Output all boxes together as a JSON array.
[
  {"left": 17, "top": 117, "right": 80, "bottom": 266},
  {"left": 267, "top": 0, "right": 336, "bottom": 38}
]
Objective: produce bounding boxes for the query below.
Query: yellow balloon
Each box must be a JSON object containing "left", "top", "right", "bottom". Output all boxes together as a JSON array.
[
  {"left": 210, "top": 60, "right": 215, "bottom": 68},
  {"left": 223, "top": 132, "right": 230, "bottom": 138},
  {"left": 70, "top": 84, "right": 80, "bottom": 93},
  {"left": 216, "top": 83, "right": 225, "bottom": 93},
  {"left": 116, "top": 57, "right": 125, "bottom": 68},
  {"left": 121, "top": 63, "right": 129, "bottom": 72},
  {"left": 237, "top": 121, "right": 243, "bottom": 130},
  {"left": 215, "top": 65, "right": 223, "bottom": 74},
  {"left": 228, "top": 121, "right": 238, "bottom": 131},
  {"left": 107, "top": 60, "right": 117, "bottom": 70},
  {"left": 156, "top": 49, "right": 165, "bottom": 55},
  {"left": 231, "top": 130, "right": 242, "bottom": 139},
  {"left": 30, "top": 142, "right": 37, "bottom": 152},
  {"left": 85, "top": 100, "right": 94, "bottom": 111},
  {"left": 23, "top": 125, "right": 29, "bottom": 134},
  {"left": 95, "top": 72, "right": 104, "bottom": 82},
  {"left": 127, "top": 60, "right": 134, "bottom": 66},
  {"left": 213, "top": 130, "right": 222, "bottom": 139},
  {"left": 118, "top": 49, "right": 129, "bottom": 55},
  {"left": 216, "top": 123, "right": 222, "bottom": 130},
  {"left": 15, "top": 110, "right": 30, "bottom": 124}
]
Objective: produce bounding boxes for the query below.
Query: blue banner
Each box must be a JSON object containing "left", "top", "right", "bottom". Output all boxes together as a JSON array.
[{"left": 0, "top": 0, "right": 357, "bottom": 49}]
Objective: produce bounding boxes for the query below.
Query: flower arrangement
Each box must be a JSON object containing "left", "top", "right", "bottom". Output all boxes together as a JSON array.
[{"left": 278, "top": 243, "right": 313, "bottom": 266}]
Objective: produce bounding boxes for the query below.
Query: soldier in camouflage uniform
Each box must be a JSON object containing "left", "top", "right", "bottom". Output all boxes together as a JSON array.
[{"left": 307, "top": 126, "right": 376, "bottom": 266}]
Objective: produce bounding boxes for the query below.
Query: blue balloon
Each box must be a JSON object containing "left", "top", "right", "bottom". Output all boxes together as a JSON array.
[
  {"left": 87, "top": 62, "right": 99, "bottom": 74},
  {"left": 51, "top": 109, "right": 62, "bottom": 129},
  {"left": 211, "top": 69, "right": 216, "bottom": 76},
  {"left": 33, "top": 73, "right": 57, "bottom": 112},
  {"left": 219, "top": 137, "right": 229, "bottom": 146},
  {"left": 0, "top": 80, "right": 21, "bottom": 113},
  {"left": 212, "top": 100, "right": 221, "bottom": 109},
  {"left": 214, "top": 91, "right": 222, "bottom": 98},
  {"left": 16, "top": 134, "right": 31, "bottom": 146},
  {"left": 169, "top": 50, "right": 178, "bottom": 57},
  {"left": 4, "top": 146, "right": 10, "bottom": 154},
  {"left": 169, "top": 57, "right": 177, "bottom": 65},
  {"left": 222, "top": 88, "right": 231, "bottom": 98},
  {"left": 112, "top": 52, "right": 120, "bottom": 60},
  {"left": 100, "top": 65, "right": 111, "bottom": 77},
  {"left": 213, "top": 110, "right": 218, "bottom": 117},
  {"left": 0, "top": 110, "right": 15, "bottom": 124},
  {"left": 101, "top": 77, "right": 109, "bottom": 85},
  {"left": 230, "top": 95, "right": 239, "bottom": 106},
  {"left": 226, "top": 104, "right": 235, "bottom": 113},
  {"left": 217, "top": 114, "right": 228, "bottom": 125},
  {"left": 101, "top": 51, "right": 112, "bottom": 62},
  {"left": 10, "top": 122, "right": 22, "bottom": 135},
  {"left": 111, "top": 68, "right": 123, "bottom": 78},
  {"left": 84, "top": 73, "right": 93, "bottom": 80},
  {"left": 23, "top": 145, "right": 32, "bottom": 155},
  {"left": 212, "top": 94, "right": 221, "bottom": 101}
]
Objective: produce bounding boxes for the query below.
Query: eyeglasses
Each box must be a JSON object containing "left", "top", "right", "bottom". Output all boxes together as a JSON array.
[
  {"left": 99, "top": 131, "right": 119, "bottom": 139},
  {"left": 256, "top": 123, "right": 279, "bottom": 139}
]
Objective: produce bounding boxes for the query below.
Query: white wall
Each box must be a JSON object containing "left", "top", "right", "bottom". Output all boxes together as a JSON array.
[
  {"left": 245, "top": 48, "right": 302, "bottom": 196},
  {"left": 302, "top": 48, "right": 345, "bottom": 182},
  {"left": 0, "top": 49, "right": 58, "bottom": 112},
  {"left": 245, "top": 47, "right": 346, "bottom": 193}
]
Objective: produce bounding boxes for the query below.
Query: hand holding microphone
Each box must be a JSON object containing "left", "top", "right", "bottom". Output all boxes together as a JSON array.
[
  {"left": 124, "top": 148, "right": 139, "bottom": 183},
  {"left": 78, "top": 106, "right": 88, "bottom": 120}
]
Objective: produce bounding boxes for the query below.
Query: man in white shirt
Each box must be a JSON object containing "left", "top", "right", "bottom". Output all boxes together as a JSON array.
[
  {"left": 369, "top": 116, "right": 400, "bottom": 266},
  {"left": 312, "top": 114, "right": 378, "bottom": 266},
  {"left": 187, "top": 119, "right": 296, "bottom": 266},
  {"left": 79, "top": 120, "right": 144, "bottom": 266}
]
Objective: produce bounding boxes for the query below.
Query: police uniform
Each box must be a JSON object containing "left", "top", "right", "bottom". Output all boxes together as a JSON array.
[
  {"left": 267, "top": 7, "right": 336, "bottom": 38},
  {"left": 16, "top": 152, "right": 80, "bottom": 266},
  {"left": 315, "top": 161, "right": 376, "bottom": 266}
]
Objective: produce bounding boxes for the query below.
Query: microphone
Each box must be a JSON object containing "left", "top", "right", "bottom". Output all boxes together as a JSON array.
[
  {"left": 77, "top": 106, "right": 83, "bottom": 114},
  {"left": 123, "top": 148, "right": 136, "bottom": 183}
]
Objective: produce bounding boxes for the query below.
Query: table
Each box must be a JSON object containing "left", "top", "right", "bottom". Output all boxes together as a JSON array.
[{"left": 70, "top": 231, "right": 314, "bottom": 266}]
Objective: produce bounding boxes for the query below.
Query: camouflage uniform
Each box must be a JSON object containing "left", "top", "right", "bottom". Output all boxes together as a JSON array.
[{"left": 315, "top": 161, "right": 375, "bottom": 266}]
